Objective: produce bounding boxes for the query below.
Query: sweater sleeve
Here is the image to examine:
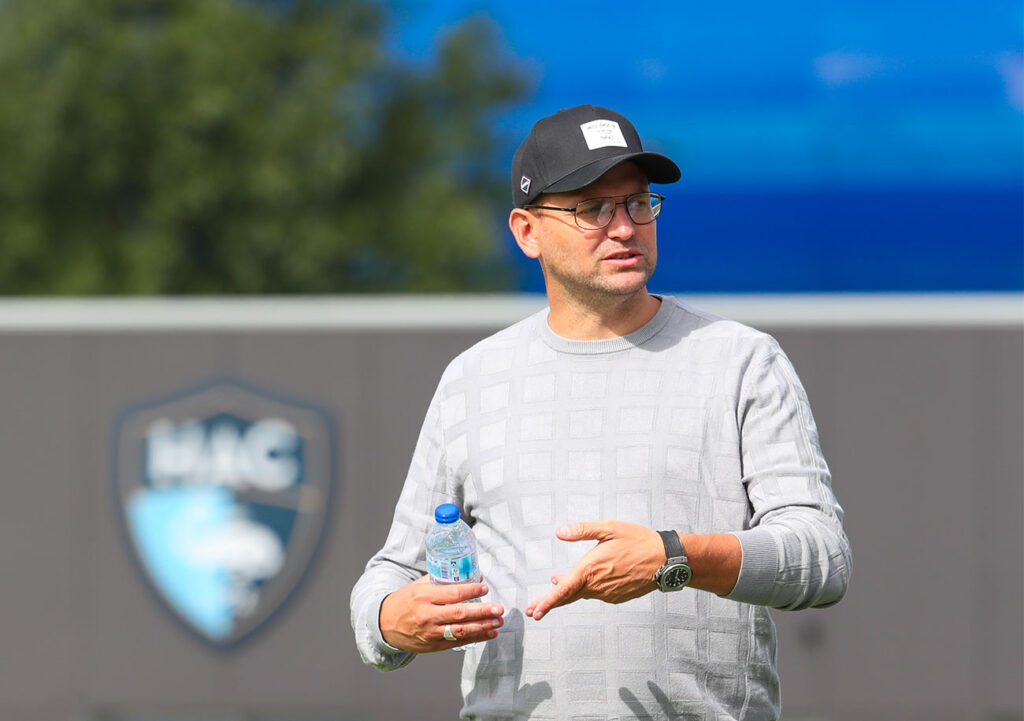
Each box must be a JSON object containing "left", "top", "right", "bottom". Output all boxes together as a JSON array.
[
  {"left": 725, "top": 341, "right": 852, "bottom": 610},
  {"left": 349, "top": 383, "right": 459, "bottom": 670}
]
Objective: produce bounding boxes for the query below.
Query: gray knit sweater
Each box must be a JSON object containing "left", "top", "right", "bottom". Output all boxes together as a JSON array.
[{"left": 350, "top": 297, "right": 851, "bottom": 721}]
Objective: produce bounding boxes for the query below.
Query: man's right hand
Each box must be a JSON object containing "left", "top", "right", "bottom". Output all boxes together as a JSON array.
[{"left": 379, "top": 576, "right": 505, "bottom": 653}]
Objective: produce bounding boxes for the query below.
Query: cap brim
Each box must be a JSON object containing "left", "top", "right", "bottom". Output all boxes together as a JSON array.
[{"left": 541, "top": 152, "right": 681, "bottom": 197}]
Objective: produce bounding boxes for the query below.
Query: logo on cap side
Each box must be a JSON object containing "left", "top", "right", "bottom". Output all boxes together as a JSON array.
[
  {"left": 580, "top": 119, "right": 628, "bottom": 150},
  {"left": 520, "top": 175, "right": 532, "bottom": 194}
]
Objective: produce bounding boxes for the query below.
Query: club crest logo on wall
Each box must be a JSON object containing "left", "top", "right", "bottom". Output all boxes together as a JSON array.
[{"left": 114, "top": 380, "right": 336, "bottom": 648}]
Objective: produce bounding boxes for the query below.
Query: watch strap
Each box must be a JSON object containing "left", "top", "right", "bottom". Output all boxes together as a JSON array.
[{"left": 657, "top": 530, "right": 686, "bottom": 560}]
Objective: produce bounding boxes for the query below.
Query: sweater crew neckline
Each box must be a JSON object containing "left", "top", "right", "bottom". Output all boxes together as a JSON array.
[{"left": 538, "top": 295, "right": 675, "bottom": 355}]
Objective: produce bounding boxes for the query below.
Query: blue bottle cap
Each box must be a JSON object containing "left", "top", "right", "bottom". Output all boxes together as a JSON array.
[{"left": 434, "top": 503, "right": 460, "bottom": 524}]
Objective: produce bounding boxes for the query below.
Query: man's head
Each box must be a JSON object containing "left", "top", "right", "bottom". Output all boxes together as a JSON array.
[
  {"left": 508, "top": 107, "right": 681, "bottom": 319},
  {"left": 511, "top": 105, "right": 680, "bottom": 208}
]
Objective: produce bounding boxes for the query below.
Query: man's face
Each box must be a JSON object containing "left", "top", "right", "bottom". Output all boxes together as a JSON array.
[{"left": 527, "top": 162, "right": 657, "bottom": 306}]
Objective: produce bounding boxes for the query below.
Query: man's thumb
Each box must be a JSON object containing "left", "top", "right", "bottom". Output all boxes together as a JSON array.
[{"left": 556, "top": 521, "right": 613, "bottom": 542}]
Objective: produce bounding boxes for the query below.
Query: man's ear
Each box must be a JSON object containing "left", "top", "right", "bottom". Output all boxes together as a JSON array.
[{"left": 509, "top": 208, "right": 542, "bottom": 260}]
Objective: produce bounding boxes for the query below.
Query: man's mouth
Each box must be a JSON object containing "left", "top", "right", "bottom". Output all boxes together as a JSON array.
[{"left": 603, "top": 250, "right": 643, "bottom": 265}]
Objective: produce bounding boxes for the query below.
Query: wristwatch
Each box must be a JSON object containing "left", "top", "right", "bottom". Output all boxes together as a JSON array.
[{"left": 654, "top": 530, "right": 692, "bottom": 592}]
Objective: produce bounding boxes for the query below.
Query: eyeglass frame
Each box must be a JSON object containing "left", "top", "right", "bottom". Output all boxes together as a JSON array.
[{"left": 523, "top": 192, "right": 665, "bottom": 230}]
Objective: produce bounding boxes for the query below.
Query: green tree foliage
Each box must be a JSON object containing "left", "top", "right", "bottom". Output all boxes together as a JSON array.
[{"left": 0, "top": 0, "right": 529, "bottom": 293}]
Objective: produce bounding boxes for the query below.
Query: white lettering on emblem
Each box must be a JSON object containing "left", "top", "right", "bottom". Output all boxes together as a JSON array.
[{"left": 145, "top": 417, "right": 300, "bottom": 491}]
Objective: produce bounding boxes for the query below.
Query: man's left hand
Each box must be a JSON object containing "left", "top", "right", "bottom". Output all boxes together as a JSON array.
[{"left": 525, "top": 520, "right": 664, "bottom": 621}]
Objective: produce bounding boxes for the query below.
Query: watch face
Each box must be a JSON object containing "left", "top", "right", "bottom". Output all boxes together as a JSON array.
[{"left": 662, "top": 564, "right": 691, "bottom": 590}]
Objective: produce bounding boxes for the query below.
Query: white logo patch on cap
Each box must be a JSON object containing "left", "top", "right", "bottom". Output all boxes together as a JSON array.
[
  {"left": 520, "top": 175, "right": 532, "bottom": 194},
  {"left": 580, "top": 119, "right": 628, "bottom": 150}
]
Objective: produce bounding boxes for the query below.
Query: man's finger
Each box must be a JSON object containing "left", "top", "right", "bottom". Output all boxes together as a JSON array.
[
  {"left": 433, "top": 581, "right": 489, "bottom": 605},
  {"left": 445, "top": 602, "right": 505, "bottom": 624},
  {"left": 526, "top": 571, "right": 584, "bottom": 620},
  {"left": 443, "top": 613, "right": 505, "bottom": 645}
]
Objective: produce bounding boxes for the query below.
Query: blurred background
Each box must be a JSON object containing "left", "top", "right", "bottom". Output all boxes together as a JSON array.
[
  {"left": 0, "top": 0, "right": 1020, "bottom": 295},
  {"left": 0, "top": 1, "right": 1020, "bottom": 720}
]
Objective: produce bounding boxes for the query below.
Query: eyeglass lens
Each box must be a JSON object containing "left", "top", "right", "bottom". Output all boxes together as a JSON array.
[{"left": 575, "top": 193, "right": 662, "bottom": 229}]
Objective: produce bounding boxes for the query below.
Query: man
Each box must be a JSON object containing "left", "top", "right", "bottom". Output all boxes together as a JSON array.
[{"left": 351, "top": 105, "right": 851, "bottom": 720}]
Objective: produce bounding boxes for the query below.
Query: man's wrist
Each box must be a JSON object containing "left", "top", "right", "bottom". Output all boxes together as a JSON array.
[
  {"left": 378, "top": 593, "right": 404, "bottom": 652},
  {"left": 677, "top": 532, "right": 743, "bottom": 596}
]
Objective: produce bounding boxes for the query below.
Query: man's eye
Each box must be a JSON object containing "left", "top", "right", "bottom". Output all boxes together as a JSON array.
[
  {"left": 628, "top": 195, "right": 651, "bottom": 212},
  {"left": 576, "top": 202, "right": 604, "bottom": 219}
]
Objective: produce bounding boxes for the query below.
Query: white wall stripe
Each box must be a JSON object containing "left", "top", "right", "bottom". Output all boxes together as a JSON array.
[{"left": 0, "top": 293, "right": 1020, "bottom": 332}]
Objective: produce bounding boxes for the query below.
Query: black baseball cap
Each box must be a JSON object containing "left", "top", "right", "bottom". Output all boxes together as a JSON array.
[{"left": 511, "top": 105, "right": 681, "bottom": 208}]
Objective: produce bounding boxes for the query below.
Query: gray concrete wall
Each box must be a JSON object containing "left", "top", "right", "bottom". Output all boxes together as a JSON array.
[{"left": 0, "top": 296, "right": 1020, "bottom": 721}]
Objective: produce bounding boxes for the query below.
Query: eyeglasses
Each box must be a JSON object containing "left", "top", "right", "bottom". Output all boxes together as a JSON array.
[{"left": 525, "top": 192, "right": 664, "bottom": 230}]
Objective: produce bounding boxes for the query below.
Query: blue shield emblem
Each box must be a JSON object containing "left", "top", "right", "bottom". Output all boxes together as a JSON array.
[{"left": 114, "top": 381, "right": 335, "bottom": 648}]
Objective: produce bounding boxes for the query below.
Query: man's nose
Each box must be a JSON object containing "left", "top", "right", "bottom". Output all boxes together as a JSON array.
[{"left": 605, "top": 201, "right": 636, "bottom": 238}]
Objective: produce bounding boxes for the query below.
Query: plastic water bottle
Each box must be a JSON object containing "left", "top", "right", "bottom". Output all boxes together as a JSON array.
[{"left": 426, "top": 503, "right": 481, "bottom": 651}]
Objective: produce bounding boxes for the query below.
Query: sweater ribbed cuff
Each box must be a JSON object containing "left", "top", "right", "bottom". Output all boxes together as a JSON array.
[{"left": 724, "top": 527, "right": 780, "bottom": 606}]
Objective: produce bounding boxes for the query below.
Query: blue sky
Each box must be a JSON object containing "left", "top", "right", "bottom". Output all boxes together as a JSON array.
[
  {"left": 385, "top": 1, "right": 1023, "bottom": 291},
  {"left": 389, "top": 0, "right": 1022, "bottom": 184}
]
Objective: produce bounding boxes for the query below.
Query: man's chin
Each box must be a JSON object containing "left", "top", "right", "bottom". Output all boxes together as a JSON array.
[{"left": 598, "top": 270, "right": 654, "bottom": 296}]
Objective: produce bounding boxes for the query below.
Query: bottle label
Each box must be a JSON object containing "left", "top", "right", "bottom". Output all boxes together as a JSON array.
[{"left": 427, "top": 553, "right": 478, "bottom": 584}]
